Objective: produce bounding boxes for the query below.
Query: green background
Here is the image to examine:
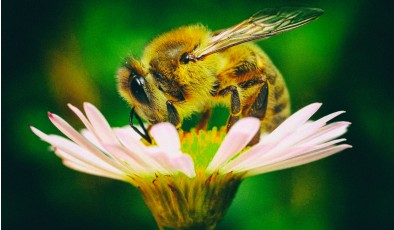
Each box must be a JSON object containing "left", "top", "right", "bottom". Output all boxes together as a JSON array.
[{"left": 3, "top": 0, "right": 393, "bottom": 229}]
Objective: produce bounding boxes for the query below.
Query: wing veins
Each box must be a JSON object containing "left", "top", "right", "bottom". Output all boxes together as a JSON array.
[{"left": 193, "top": 7, "right": 323, "bottom": 59}]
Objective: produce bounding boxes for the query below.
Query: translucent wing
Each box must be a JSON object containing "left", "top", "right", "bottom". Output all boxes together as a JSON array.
[{"left": 192, "top": 7, "right": 324, "bottom": 60}]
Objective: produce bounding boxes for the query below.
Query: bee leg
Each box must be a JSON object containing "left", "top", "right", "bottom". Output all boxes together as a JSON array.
[
  {"left": 247, "top": 82, "right": 269, "bottom": 146},
  {"left": 218, "top": 85, "right": 241, "bottom": 132},
  {"left": 196, "top": 109, "right": 211, "bottom": 130},
  {"left": 166, "top": 100, "right": 182, "bottom": 128}
]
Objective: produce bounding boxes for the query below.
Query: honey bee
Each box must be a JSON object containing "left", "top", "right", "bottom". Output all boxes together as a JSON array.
[{"left": 117, "top": 7, "right": 323, "bottom": 143}]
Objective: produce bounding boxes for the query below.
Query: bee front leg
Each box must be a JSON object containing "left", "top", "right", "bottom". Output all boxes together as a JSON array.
[
  {"left": 166, "top": 100, "right": 182, "bottom": 128},
  {"left": 218, "top": 85, "right": 241, "bottom": 132}
]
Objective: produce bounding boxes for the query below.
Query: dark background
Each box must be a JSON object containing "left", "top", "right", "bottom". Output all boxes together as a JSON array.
[{"left": 3, "top": 0, "right": 393, "bottom": 229}]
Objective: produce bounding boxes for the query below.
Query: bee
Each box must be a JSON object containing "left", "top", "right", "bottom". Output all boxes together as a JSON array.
[{"left": 117, "top": 7, "right": 324, "bottom": 143}]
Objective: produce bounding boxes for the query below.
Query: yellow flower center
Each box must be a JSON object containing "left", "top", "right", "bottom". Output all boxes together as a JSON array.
[{"left": 180, "top": 127, "right": 226, "bottom": 172}]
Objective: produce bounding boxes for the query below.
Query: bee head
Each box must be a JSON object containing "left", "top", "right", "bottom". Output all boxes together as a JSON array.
[
  {"left": 117, "top": 25, "right": 222, "bottom": 126},
  {"left": 117, "top": 59, "right": 169, "bottom": 125}
]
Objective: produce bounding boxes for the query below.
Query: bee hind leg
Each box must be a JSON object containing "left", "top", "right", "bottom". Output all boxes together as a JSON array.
[
  {"left": 247, "top": 82, "right": 269, "bottom": 145},
  {"left": 218, "top": 85, "right": 241, "bottom": 132}
]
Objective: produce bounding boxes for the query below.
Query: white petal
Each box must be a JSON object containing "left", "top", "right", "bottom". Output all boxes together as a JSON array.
[
  {"left": 114, "top": 128, "right": 163, "bottom": 170},
  {"left": 31, "top": 126, "right": 124, "bottom": 175},
  {"left": 169, "top": 154, "right": 196, "bottom": 178},
  {"left": 114, "top": 127, "right": 147, "bottom": 151},
  {"left": 81, "top": 129, "right": 103, "bottom": 150},
  {"left": 264, "top": 103, "right": 322, "bottom": 143},
  {"left": 83, "top": 102, "right": 118, "bottom": 145},
  {"left": 309, "top": 111, "right": 345, "bottom": 128},
  {"left": 234, "top": 139, "right": 347, "bottom": 174},
  {"left": 221, "top": 106, "right": 351, "bottom": 174},
  {"left": 150, "top": 123, "right": 181, "bottom": 155},
  {"left": 62, "top": 158, "right": 128, "bottom": 182},
  {"left": 207, "top": 117, "right": 260, "bottom": 172},
  {"left": 68, "top": 104, "right": 97, "bottom": 138},
  {"left": 143, "top": 147, "right": 174, "bottom": 173},
  {"left": 115, "top": 125, "right": 142, "bottom": 141},
  {"left": 245, "top": 144, "right": 351, "bottom": 176},
  {"left": 221, "top": 143, "right": 273, "bottom": 173},
  {"left": 47, "top": 113, "right": 123, "bottom": 170},
  {"left": 230, "top": 146, "right": 313, "bottom": 173},
  {"left": 300, "top": 122, "right": 350, "bottom": 146},
  {"left": 102, "top": 144, "right": 147, "bottom": 173}
]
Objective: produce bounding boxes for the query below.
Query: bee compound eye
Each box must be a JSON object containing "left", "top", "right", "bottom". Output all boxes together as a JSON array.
[{"left": 129, "top": 75, "right": 150, "bottom": 105}]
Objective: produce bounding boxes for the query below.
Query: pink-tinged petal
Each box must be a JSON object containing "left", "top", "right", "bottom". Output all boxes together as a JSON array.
[
  {"left": 232, "top": 138, "right": 347, "bottom": 174},
  {"left": 306, "top": 138, "right": 347, "bottom": 152},
  {"left": 68, "top": 103, "right": 97, "bottom": 137},
  {"left": 230, "top": 146, "right": 313, "bottom": 174},
  {"left": 53, "top": 148, "right": 126, "bottom": 179},
  {"left": 31, "top": 126, "right": 124, "bottom": 175},
  {"left": 114, "top": 128, "right": 163, "bottom": 169},
  {"left": 308, "top": 111, "right": 345, "bottom": 128},
  {"left": 265, "top": 103, "right": 322, "bottom": 143},
  {"left": 81, "top": 129, "right": 104, "bottom": 150},
  {"left": 102, "top": 144, "right": 147, "bottom": 173},
  {"left": 277, "top": 111, "right": 346, "bottom": 146},
  {"left": 143, "top": 147, "right": 174, "bottom": 173},
  {"left": 207, "top": 117, "right": 260, "bottom": 172},
  {"left": 300, "top": 122, "right": 350, "bottom": 146},
  {"left": 245, "top": 144, "right": 352, "bottom": 176},
  {"left": 150, "top": 123, "right": 181, "bottom": 155},
  {"left": 47, "top": 113, "right": 123, "bottom": 170},
  {"left": 168, "top": 154, "right": 196, "bottom": 178},
  {"left": 114, "top": 127, "right": 146, "bottom": 150},
  {"left": 62, "top": 159, "right": 129, "bottom": 182},
  {"left": 83, "top": 103, "right": 118, "bottom": 145},
  {"left": 114, "top": 126, "right": 142, "bottom": 141},
  {"left": 223, "top": 120, "right": 350, "bottom": 174},
  {"left": 143, "top": 146, "right": 195, "bottom": 177},
  {"left": 221, "top": 143, "right": 273, "bottom": 173},
  {"left": 233, "top": 118, "right": 349, "bottom": 172}
]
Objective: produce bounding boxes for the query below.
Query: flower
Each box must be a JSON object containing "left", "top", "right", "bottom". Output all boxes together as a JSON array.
[{"left": 31, "top": 102, "right": 351, "bottom": 229}]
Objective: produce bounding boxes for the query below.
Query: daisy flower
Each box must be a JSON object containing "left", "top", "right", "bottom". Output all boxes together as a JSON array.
[{"left": 31, "top": 102, "right": 351, "bottom": 229}]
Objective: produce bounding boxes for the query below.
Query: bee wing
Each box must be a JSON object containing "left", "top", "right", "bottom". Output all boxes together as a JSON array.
[{"left": 193, "top": 7, "right": 324, "bottom": 59}]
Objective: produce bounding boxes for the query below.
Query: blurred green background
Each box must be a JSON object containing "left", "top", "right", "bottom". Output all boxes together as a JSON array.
[{"left": 3, "top": 0, "right": 393, "bottom": 229}]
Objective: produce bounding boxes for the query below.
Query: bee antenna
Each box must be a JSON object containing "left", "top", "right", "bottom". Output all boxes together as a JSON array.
[{"left": 129, "top": 108, "right": 152, "bottom": 144}]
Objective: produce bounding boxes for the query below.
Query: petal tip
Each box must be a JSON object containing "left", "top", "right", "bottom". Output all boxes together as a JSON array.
[
  {"left": 312, "top": 102, "right": 323, "bottom": 110},
  {"left": 312, "top": 102, "right": 323, "bottom": 107},
  {"left": 67, "top": 103, "right": 76, "bottom": 109},
  {"left": 83, "top": 102, "right": 94, "bottom": 109},
  {"left": 29, "top": 126, "right": 37, "bottom": 133}
]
